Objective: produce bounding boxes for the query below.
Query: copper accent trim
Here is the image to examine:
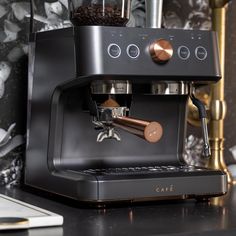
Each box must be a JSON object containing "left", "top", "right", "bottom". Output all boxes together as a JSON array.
[
  {"left": 113, "top": 116, "right": 163, "bottom": 143},
  {"left": 150, "top": 39, "right": 173, "bottom": 63},
  {"left": 81, "top": 193, "right": 226, "bottom": 206}
]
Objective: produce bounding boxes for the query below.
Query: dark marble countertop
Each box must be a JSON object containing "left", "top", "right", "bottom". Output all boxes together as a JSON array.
[{"left": 1, "top": 185, "right": 236, "bottom": 236}]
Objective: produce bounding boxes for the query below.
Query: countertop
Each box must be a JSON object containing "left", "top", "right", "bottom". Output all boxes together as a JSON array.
[{"left": 1, "top": 185, "right": 236, "bottom": 236}]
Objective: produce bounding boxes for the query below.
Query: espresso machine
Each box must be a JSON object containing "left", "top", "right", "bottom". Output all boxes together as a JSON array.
[{"left": 25, "top": 0, "right": 227, "bottom": 204}]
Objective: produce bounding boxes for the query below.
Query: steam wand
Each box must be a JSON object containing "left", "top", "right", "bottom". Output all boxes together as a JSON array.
[{"left": 190, "top": 94, "right": 211, "bottom": 158}]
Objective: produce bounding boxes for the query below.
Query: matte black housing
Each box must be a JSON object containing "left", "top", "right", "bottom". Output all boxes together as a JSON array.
[{"left": 25, "top": 26, "right": 226, "bottom": 203}]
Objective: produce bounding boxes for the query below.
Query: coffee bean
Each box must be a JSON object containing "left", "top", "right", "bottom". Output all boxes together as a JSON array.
[{"left": 71, "top": 4, "right": 128, "bottom": 26}]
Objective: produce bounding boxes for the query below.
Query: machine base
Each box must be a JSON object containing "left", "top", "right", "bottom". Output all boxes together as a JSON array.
[{"left": 25, "top": 166, "right": 227, "bottom": 206}]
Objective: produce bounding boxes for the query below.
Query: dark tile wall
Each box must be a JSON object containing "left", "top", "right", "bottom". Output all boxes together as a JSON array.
[
  {"left": 0, "top": 0, "right": 235, "bottom": 186},
  {"left": 225, "top": 1, "right": 236, "bottom": 164},
  {"left": 0, "top": 0, "right": 29, "bottom": 186}
]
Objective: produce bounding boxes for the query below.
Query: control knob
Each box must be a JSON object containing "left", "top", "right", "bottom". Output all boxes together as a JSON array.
[{"left": 150, "top": 39, "right": 173, "bottom": 63}]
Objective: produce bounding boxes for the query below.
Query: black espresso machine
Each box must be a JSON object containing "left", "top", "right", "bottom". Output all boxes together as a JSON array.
[{"left": 25, "top": 1, "right": 227, "bottom": 204}]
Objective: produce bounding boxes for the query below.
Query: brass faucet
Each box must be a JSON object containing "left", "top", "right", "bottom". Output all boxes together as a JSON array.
[{"left": 208, "top": 0, "right": 233, "bottom": 184}]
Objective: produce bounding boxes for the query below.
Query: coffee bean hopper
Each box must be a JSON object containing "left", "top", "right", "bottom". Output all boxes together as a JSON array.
[{"left": 25, "top": 0, "right": 227, "bottom": 204}]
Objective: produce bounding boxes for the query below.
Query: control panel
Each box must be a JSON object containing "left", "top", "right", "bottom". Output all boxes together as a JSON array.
[
  {"left": 75, "top": 26, "right": 221, "bottom": 83},
  {"left": 106, "top": 35, "right": 209, "bottom": 63},
  {"left": 105, "top": 36, "right": 209, "bottom": 63}
]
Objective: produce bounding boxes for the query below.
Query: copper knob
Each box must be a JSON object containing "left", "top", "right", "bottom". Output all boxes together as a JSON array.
[{"left": 150, "top": 39, "right": 173, "bottom": 63}]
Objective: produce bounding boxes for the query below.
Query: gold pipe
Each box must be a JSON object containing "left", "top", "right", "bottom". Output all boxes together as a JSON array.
[{"left": 208, "top": 0, "right": 233, "bottom": 184}]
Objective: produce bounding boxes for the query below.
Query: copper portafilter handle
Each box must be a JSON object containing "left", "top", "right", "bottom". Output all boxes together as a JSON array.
[{"left": 113, "top": 116, "right": 163, "bottom": 143}]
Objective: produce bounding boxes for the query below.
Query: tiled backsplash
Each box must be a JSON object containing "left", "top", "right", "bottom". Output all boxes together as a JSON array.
[{"left": 0, "top": 0, "right": 29, "bottom": 186}]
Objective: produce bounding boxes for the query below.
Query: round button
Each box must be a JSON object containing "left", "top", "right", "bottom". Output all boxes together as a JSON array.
[
  {"left": 127, "top": 44, "right": 140, "bottom": 59},
  {"left": 149, "top": 39, "right": 173, "bottom": 63},
  {"left": 178, "top": 46, "right": 190, "bottom": 60},
  {"left": 195, "top": 46, "right": 207, "bottom": 60},
  {"left": 107, "top": 44, "right": 121, "bottom": 58}
]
